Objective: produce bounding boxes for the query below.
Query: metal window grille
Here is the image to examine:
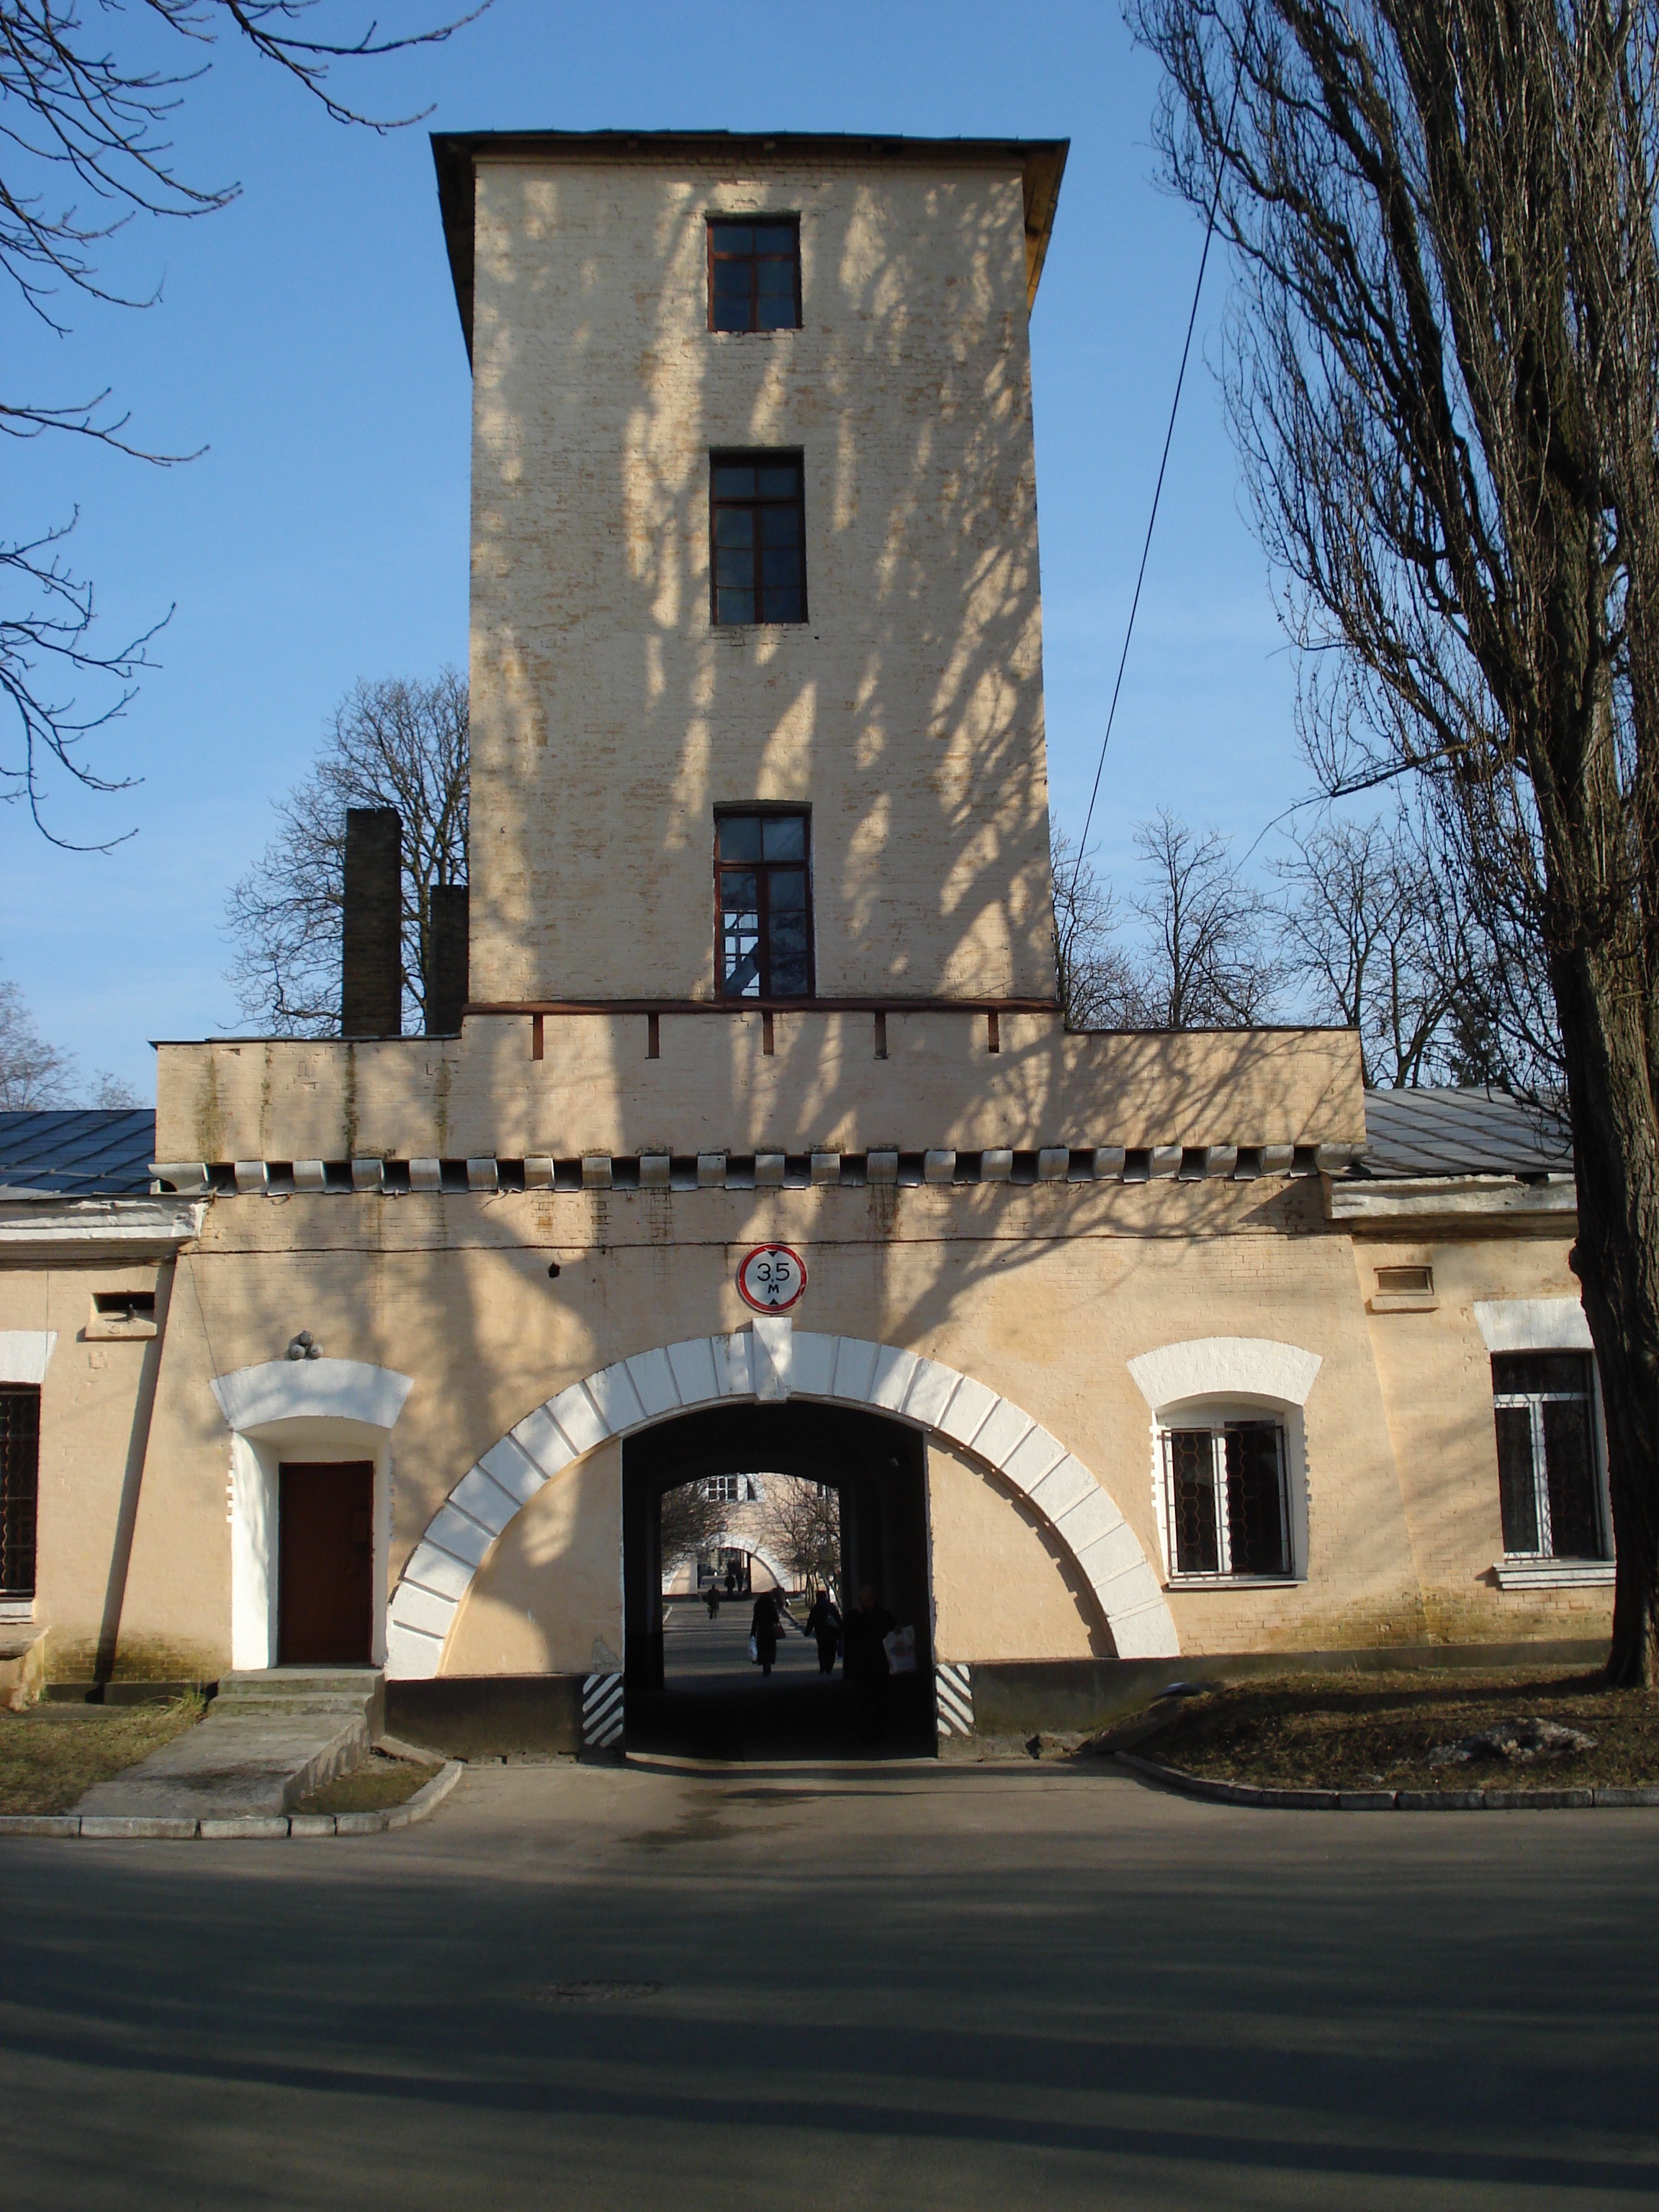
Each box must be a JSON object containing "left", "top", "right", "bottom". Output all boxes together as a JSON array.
[
  {"left": 714, "top": 809, "right": 813, "bottom": 999},
  {"left": 707, "top": 219, "right": 801, "bottom": 333},
  {"left": 1491, "top": 1352, "right": 1605, "bottom": 1560},
  {"left": 1162, "top": 1420, "right": 1290, "bottom": 1579},
  {"left": 710, "top": 454, "right": 806, "bottom": 626},
  {"left": 0, "top": 1385, "right": 40, "bottom": 1601}
]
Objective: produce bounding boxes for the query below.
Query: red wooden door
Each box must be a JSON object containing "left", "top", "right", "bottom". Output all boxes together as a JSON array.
[{"left": 278, "top": 1462, "right": 374, "bottom": 1665}]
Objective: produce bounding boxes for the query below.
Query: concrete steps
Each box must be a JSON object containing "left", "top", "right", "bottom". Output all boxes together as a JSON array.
[{"left": 74, "top": 1667, "right": 384, "bottom": 1821}]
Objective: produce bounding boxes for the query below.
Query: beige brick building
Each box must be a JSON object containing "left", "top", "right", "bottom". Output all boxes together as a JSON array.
[{"left": 0, "top": 134, "right": 1613, "bottom": 1749}]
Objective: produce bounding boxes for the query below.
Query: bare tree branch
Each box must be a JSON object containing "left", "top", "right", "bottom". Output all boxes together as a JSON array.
[
  {"left": 0, "top": 0, "right": 492, "bottom": 827},
  {"left": 222, "top": 669, "right": 468, "bottom": 1034}
]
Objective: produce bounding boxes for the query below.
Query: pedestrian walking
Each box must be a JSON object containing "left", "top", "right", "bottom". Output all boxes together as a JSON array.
[
  {"left": 804, "top": 1588, "right": 842, "bottom": 1676},
  {"left": 750, "top": 1590, "right": 781, "bottom": 1677}
]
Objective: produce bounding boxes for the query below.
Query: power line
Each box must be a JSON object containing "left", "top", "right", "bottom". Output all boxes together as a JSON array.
[{"left": 1070, "top": 58, "right": 1246, "bottom": 895}]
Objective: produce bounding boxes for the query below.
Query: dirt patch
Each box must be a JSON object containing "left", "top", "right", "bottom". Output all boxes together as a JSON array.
[
  {"left": 292, "top": 1750, "right": 440, "bottom": 1815},
  {"left": 1093, "top": 1669, "right": 1659, "bottom": 1792},
  {"left": 0, "top": 1694, "right": 205, "bottom": 1815}
]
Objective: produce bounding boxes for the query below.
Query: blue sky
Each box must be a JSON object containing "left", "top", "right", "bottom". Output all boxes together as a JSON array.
[{"left": 1, "top": 0, "right": 1305, "bottom": 1099}]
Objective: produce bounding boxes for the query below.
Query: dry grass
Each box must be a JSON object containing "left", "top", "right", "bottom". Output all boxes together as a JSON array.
[
  {"left": 292, "top": 1750, "right": 440, "bottom": 1815},
  {"left": 1122, "top": 1668, "right": 1659, "bottom": 1792},
  {"left": 0, "top": 1694, "right": 205, "bottom": 1815}
]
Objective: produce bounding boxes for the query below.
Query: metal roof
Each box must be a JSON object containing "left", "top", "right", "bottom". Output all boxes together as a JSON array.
[
  {"left": 0, "top": 1110, "right": 157, "bottom": 1197},
  {"left": 1359, "top": 1089, "right": 1572, "bottom": 1180}
]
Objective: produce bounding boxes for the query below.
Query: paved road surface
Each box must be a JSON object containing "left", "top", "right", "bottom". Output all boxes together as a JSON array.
[
  {"left": 662, "top": 1597, "right": 826, "bottom": 1691},
  {"left": 2, "top": 1758, "right": 1655, "bottom": 2209}
]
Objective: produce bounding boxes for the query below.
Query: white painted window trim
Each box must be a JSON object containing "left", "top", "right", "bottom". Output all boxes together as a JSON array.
[
  {"left": 1474, "top": 1298, "right": 1592, "bottom": 1353},
  {"left": 1494, "top": 1558, "right": 1615, "bottom": 1591},
  {"left": 0, "top": 1331, "right": 57, "bottom": 1385}
]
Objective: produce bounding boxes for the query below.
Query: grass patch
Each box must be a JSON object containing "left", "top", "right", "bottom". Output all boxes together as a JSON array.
[
  {"left": 0, "top": 1693, "right": 205, "bottom": 1815},
  {"left": 1112, "top": 1668, "right": 1659, "bottom": 1792},
  {"left": 292, "top": 1750, "right": 441, "bottom": 1815}
]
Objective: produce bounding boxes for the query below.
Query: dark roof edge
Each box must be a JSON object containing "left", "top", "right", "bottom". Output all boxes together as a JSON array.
[{"left": 431, "top": 130, "right": 1070, "bottom": 364}]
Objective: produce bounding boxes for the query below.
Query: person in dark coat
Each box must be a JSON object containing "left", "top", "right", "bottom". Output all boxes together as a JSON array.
[
  {"left": 841, "top": 1583, "right": 896, "bottom": 1742},
  {"left": 750, "top": 1590, "right": 782, "bottom": 1677},
  {"left": 705, "top": 1580, "right": 721, "bottom": 1619},
  {"left": 804, "top": 1588, "right": 842, "bottom": 1676}
]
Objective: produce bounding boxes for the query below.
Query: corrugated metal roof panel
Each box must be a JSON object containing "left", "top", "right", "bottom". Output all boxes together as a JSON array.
[
  {"left": 0, "top": 1110, "right": 157, "bottom": 1197},
  {"left": 1360, "top": 1089, "right": 1571, "bottom": 1179}
]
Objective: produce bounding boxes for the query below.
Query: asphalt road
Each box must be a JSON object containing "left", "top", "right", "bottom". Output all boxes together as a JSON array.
[
  {"left": 2, "top": 1758, "right": 1655, "bottom": 2210},
  {"left": 662, "top": 1596, "right": 827, "bottom": 1691}
]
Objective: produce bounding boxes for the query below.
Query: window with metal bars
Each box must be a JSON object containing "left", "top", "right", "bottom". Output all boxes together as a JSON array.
[
  {"left": 0, "top": 1385, "right": 40, "bottom": 1602},
  {"left": 710, "top": 454, "right": 806, "bottom": 626},
  {"left": 1161, "top": 1420, "right": 1291, "bottom": 1579},
  {"left": 707, "top": 217, "right": 801, "bottom": 332},
  {"left": 715, "top": 809, "right": 813, "bottom": 999},
  {"left": 1491, "top": 1352, "right": 1606, "bottom": 1560}
]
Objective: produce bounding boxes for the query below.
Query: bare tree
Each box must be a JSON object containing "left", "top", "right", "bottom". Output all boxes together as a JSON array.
[
  {"left": 223, "top": 670, "right": 468, "bottom": 1034},
  {"left": 659, "top": 1482, "right": 731, "bottom": 1579},
  {"left": 1133, "top": 0, "right": 1659, "bottom": 1681},
  {"left": 1, "top": 1, "right": 489, "bottom": 839},
  {"left": 755, "top": 1476, "right": 842, "bottom": 1596},
  {"left": 0, "top": 966, "right": 139, "bottom": 1107},
  {"left": 1127, "top": 810, "right": 1280, "bottom": 1025},
  {"left": 1051, "top": 829, "right": 1151, "bottom": 1028},
  {"left": 1274, "top": 813, "right": 1457, "bottom": 1084},
  {"left": 0, "top": 972, "right": 76, "bottom": 1107}
]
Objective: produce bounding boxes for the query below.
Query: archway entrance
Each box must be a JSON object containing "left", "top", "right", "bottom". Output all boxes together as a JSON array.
[{"left": 622, "top": 1401, "right": 934, "bottom": 1757}]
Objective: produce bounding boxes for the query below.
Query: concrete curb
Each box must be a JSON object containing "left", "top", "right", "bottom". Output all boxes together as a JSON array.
[
  {"left": 0, "top": 1761, "right": 465, "bottom": 1840},
  {"left": 1114, "top": 1750, "right": 1659, "bottom": 1809}
]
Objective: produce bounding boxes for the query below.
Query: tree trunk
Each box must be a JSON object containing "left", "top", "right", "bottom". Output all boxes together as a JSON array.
[{"left": 1555, "top": 945, "right": 1659, "bottom": 1686}]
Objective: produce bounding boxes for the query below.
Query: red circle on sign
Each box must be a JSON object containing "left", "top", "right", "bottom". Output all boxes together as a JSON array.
[{"left": 737, "top": 1243, "right": 807, "bottom": 1313}]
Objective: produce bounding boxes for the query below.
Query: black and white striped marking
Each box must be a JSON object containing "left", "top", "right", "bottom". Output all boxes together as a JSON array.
[
  {"left": 582, "top": 1671, "right": 624, "bottom": 1750},
  {"left": 935, "top": 1662, "right": 974, "bottom": 1737}
]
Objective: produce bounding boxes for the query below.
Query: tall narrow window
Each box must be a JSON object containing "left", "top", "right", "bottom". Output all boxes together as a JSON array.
[
  {"left": 0, "top": 1385, "right": 40, "bottom": 1603},
  {"left": 1492, "top": 1353, "right": 1606, "bottom": 1560},
  {"left": 711, "top": 454, "right": 806, "bottom": 626},
  {"left": 1162, "top": 1419, "right": 1291, "bottom": 1579},
  {"left": 708, "top": 218, "right": 801, "bottom": 331},
  {"left": 716, "top": 810, "right": 813, "bottom": 1000}
]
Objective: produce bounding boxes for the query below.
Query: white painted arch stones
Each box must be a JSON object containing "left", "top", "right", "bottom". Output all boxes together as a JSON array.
[{"left": 387, "top": 1323, "right": 1179, "bottom": 1678}]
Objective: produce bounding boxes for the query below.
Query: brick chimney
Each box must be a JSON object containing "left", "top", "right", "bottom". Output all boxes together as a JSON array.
[
  {"left": 341, "top": 807, "right": 403, "bottom": 1038},
  {"left": 425, "top": 884, "right": 469, "bottom": 1035}
]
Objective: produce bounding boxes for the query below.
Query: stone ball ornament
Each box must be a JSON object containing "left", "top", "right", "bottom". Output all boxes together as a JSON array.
[
  {"left": 737, "top": 1243, "right": 807, "bottom": 1313},
  {"left": 285, "top": 1331, "right": 324, "bottom": 1362}
]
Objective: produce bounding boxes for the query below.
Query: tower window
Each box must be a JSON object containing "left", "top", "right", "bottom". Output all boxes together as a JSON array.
[
  {"left": 711, "top": 454, "right": 806, "bottom": 626},
  {"left": 708, "top": 218, "right": 801, "bottom": 332},
  {"left": 716, "top": 811, "right": 813, "bottom": 1000}
]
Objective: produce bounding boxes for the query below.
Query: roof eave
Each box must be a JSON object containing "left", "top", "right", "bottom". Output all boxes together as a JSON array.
[{"left": 431, "top": 129, "right": 1070, "bottom": 366}]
